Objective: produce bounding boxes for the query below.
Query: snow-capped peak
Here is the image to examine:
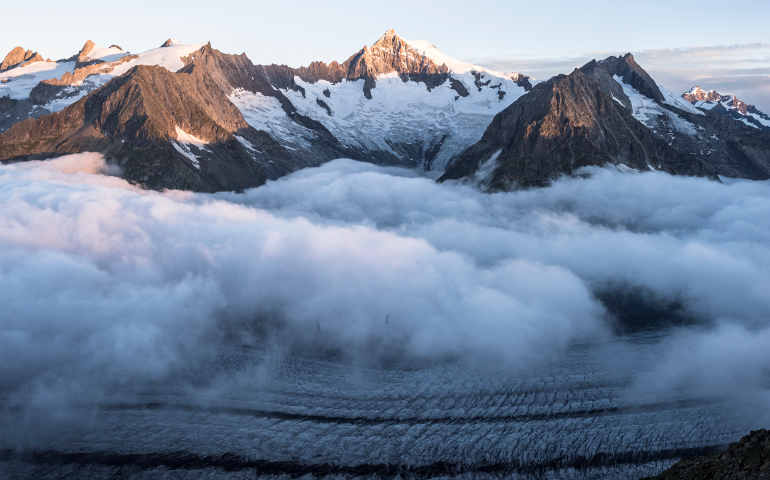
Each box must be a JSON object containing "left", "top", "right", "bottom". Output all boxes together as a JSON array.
[
  {"left": 109, "top": 42, "right": 206, "bottom": 77},
  {"left": 681, "top": 86, "right": 770, "bottom": 128},
  {"left": 83, "top": 44, "right": 127, "bottom": 63},
  {"left": 405, "top": 39, "right": 505, "bottom": 77}
]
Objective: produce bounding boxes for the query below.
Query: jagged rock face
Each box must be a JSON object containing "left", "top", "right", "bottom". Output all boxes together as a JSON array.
[
  {"left": 293, "top": 60, "right": 347, "bottom": 84},
  {"left": 645, "top": 429, "right": 770, "bottom": 480},
  {"left": 181, "top": 44, "right": 276, "bottom": 98},
  {"left": 440, "top": 54, "right": 770, "bottom": 189},
  {"left": 344, "top": 29, "right": 449, "bottom": 80},
  {"left": 161, "top": 38, "right": 175, "bottom": 48},
  {"left": 601, "top": 53, "right": 664, "bottom": 102},
  {"left": 1, "top": 47, "right": 43, "bottom": 72}
]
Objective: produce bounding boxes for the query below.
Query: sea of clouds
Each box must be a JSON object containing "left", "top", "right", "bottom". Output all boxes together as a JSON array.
[{"left": 1, "top": 153, "right": 769, "bottom": 416}]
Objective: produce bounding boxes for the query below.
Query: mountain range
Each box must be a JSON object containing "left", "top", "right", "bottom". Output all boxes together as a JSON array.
[{"left": 1, "top": 30, "right": 769, "bottom": 191}]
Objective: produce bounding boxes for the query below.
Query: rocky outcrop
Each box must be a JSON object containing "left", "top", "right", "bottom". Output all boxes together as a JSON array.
[
  {"left": 644, "top": 429, "right": 770, "bottom": 480},
  {"left": 75, "top": 40, "right": 96, "bottom": 65},
  {"left": 1, "top": 46, "right": 44, "bottom": 71},
  {"left": 160, "top": 38, "right": 175, "bottom": 48},
  {"left": 684, "top": 86, "right": 725, "bottom": 105},
  {"left": 67, "top": 40, "right": 126, "bottom": 67},
  {"left": 1, "top": 47, "right": 28, "bottom": 71},
  {"left": 510, "top": 72, "right": 533, "bottom": 91},
  {"left": 440, "top": 54, "right": 770, "bottom": 189}
]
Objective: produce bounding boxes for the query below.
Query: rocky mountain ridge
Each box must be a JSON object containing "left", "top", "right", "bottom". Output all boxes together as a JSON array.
[
  {"left": 684, "top": 86, "right": 749, "bottom": 113},
  {"left": 0, "top": 47, "right": 45, "bottom": 72},
  {"left": 682, "top": 85, "right": 770, "bottom": 128},
  {"left": 0, "top": 43, "right": 353, "bottom": 191},
  {"left": 1, "top": 31, "right": 770, "bottom": 191},
  {"left": 1, "top": 31, "right": 532, "bottom": 185},
  {"left": 440, "top": 54, "right": 770, "bottom": 189}
]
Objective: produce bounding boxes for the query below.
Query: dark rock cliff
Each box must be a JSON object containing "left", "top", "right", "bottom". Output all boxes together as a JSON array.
[{"left": 643, "top": 429, "right": 770, "bottom": 480}]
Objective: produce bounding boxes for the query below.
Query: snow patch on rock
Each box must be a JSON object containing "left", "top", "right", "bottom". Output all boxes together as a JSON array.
[
  {"left": 109, "top": 42, "right": 206, "bottom": 77},
  {"left": 474, "top": 149, "right": 502, "bottom": 186},
  {"left": 284, "top": 72, "right": 526, "bottom": 172},
  {"left": 662, "top": 87, "right": 705, "bottom": 116},
  {"left": 406, "top": 39, "right": 506, "bottom": 77},
  {"left": 82, "top": 45, "right": 128, "bottom": 63},
  {"left": 614, "top": 75, "right": 698, "bottom": 136},
  {"left": 172, "top": 126, "right": 210, "bottom": 170},
  {"left": 228, "top": 89, "right": 315, "bottom": 150},
  {"left": 0, "top": 60, "right": 75, "bottom": 100},
  {"left": 234, "top": 134, "right": 260, "bottom": 154}
]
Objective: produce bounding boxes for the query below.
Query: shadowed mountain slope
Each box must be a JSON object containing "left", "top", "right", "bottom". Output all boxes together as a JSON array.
[{"left": 440, "top": 54, "right": 770, "bottom": 189}]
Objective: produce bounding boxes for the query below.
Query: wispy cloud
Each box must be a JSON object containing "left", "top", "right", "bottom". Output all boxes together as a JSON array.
[{"left": 476, "top": 43, "right": 770, "bottom": 111}]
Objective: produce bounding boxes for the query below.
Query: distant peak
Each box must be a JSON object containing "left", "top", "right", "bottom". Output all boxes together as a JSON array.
[
  {"left": 4, "top": 46, "right": 25, "bottom": 56},
  {"left": 372, "top": 28, "right": 406, "bottom": 48},
  {"left": 79, "top": 40, "right": 96, "bottom": 57},
  {"left": 1, "top": 46, "right": 44, "bottom": 72},
  {"left": 681, "top": 86, "right": 755, "bottom": 114},
  {"left": 161, "top": 38, "right": 176, "bottom": 48},
  {"left": 593, "top": 53, "right": 664, "bottom": 102}
]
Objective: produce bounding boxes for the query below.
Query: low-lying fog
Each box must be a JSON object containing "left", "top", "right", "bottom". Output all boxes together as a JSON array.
[{"left": 1, "top": 154, "right": 769, "bottom": 429}]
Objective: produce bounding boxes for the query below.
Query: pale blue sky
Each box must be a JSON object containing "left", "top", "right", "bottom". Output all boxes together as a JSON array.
[
  {"left": 3, "top": 0, "right": 769, "bottom": 67},
  {"left": 4, "top": 0, "right": 770, "bottom": 109}
]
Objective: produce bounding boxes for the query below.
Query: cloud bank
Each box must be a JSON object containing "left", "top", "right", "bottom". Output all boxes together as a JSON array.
[
  {"left": 478, "top": 43, "right": 770, "bottom": 112},
  {"left": 1, "top": 154, "right": 769, "bottom": 420}
]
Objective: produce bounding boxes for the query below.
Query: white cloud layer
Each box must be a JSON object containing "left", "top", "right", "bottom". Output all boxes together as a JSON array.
[{"left": 1, "top": 154, "right": 770, "bottom": 417}]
